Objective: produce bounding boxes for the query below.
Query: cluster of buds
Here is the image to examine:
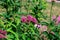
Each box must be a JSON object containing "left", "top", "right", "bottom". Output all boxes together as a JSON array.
[{"left": 21, "top": 15, "right": 38, "bottom": 24}]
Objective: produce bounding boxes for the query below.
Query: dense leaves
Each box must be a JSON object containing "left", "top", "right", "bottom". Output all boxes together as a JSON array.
[{"left": 0, "top": 0, "right": 60, "bottom": 40}]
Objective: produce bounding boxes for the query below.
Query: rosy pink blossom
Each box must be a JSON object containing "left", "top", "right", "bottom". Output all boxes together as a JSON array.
[
  {"left": 21, "top": 16, "right": 27, "bottom": 23},
  {"left": 27, "top": 15, "right": 38, "bottom": 23},
  {"left": 21, "top": 15, "right": 38, "bottom": 24},
  {"left": 52, "top": 15, "right": 56, "bottom": 20},
  {"left": 55, "top": 16, "right": 60, "bottom": 25},
  {"left": 57, "top": 16, "right": 60, "bottom": 22},
  {"left": 0, "top": 30, "right": 7, "bottom": 35},
  {"left": 32, "top": 17, "right": 37, "bottom": 24},
  {"left": 27, "top": 15, "right": 33, "bottom": 21}
]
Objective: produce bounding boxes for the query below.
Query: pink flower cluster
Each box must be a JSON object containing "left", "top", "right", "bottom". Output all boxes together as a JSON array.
[
  {"left": 34, "top": 24, "right": 47, "bottom": 32},
  {"left": 21, "top": 15, "right": 37, "bottom": 24},
  {"left": 0, "top": 30, "right": 7, "bottom": 38},
  {"left": 52, "top": 15, "right": 60, "bottom": 25},
  {"left": 52, "top": 15, "right": 56, "bottom": 20},
  {"left": 56, "top": 16, "right": 60, "bottom": 25}
]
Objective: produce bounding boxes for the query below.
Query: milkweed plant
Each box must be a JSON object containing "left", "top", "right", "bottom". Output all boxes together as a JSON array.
[{"left": 0, "top": 0, "right": 60, "bottom": 40}]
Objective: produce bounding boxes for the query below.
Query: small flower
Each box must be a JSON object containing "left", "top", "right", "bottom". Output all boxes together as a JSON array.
[
  {"left": 21, "top": 15, "right": 38, "bottom": 24},
  {"left": 40, "top": 25, "right": 47, "bottom": 32},
  {"left": 21, "top": 16, "right": 27, "bottom": 23},
  {"left": 27, "top": 15, "right": 33, "bottom": 21},
  {"left": 34, "top": 24, "right": 42, "bottom": 28},
  {"left": 52, "top": 15, "right": 56, "bottom": 20},
  {"left": 27, "top": 15, "right": 38, "bottom": 24},
  {"left": 55, "top": 16, "right": 60, "bottom": 25},
  {"left": 37, "top": 24, "right": 42, "bottom": 28},
  {"left": 57, "top": 16, "right": 60, "bottom": 22},
  {"left": 32, "top": 17, "right": 37, "bottom": 24},
  {"left": 42, "top": 25, "right": 47, "bottom": 31}
]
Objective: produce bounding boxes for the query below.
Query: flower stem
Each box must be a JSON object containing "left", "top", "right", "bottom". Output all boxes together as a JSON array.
[{"left": 50, "top": 1, "right": 54, "bottom": 24}]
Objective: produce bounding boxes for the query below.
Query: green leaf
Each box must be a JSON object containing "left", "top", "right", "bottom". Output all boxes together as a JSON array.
[
  {"left": 21, "top": 34, "right": 26, "bottom": 40},
  {"left": 7, "top": 30, "right": 19, "bottom": 40}
]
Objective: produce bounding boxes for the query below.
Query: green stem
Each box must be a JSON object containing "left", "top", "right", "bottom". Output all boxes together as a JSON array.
[{"left": 50, "top": 1, "right": 54, "bottom": 24}]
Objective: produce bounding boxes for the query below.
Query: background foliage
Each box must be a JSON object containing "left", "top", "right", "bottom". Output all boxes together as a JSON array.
[
  {"left": 0, "top": 0, "right": 60, "bottom": 40},
  {"left": 0, "top": 0, "right": 47, "bottom": 40}
]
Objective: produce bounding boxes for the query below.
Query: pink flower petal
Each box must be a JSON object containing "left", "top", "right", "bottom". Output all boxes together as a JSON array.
[
  {"left": 37, "top": 24, "right": 42, "bottom": 28},
  {"left": 0, "top": 34, "right": 6, "bottom": 38},
  {"left": 2, "top": 31, "right": 7, "bottom": 35},
  {"left": 21, "top": 16, "right": 27, "bottom": 23},
  {"left": 57, "top": 16, "right": 60, "bottom": 22},
  {"left": 32, "top": 18, "right": 37, "bottom": 24},
  {"left": 0, "top": 30, "right": 7, "bottom": 35},
  {"left": 52, "top": 15, "right": 56, "bottom": 20},
  {"left": 27, "top": 15, "right": 33, "bottom": 21}
]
